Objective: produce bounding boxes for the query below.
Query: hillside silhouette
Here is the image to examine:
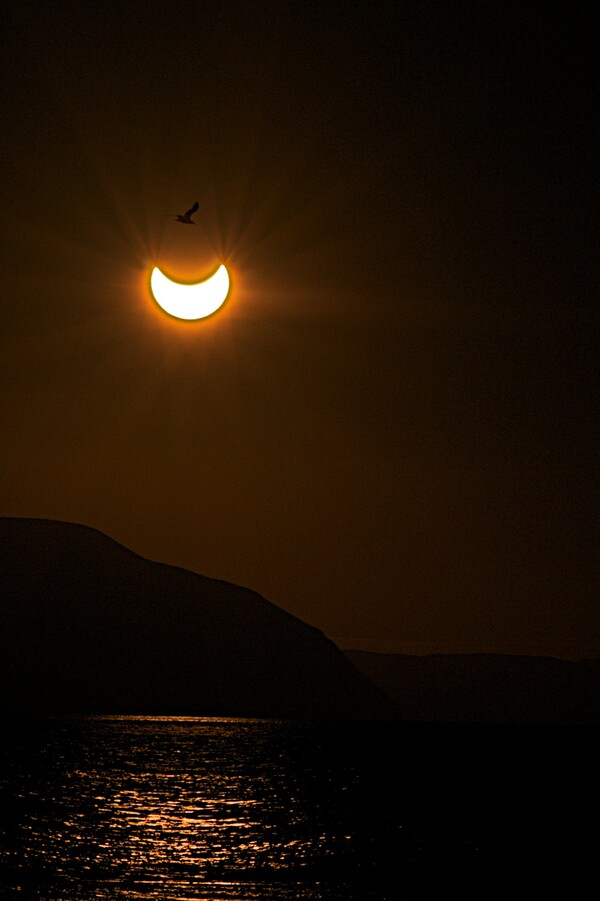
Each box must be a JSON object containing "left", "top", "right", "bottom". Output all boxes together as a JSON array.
[
  {"left": 1, "top": 518, "right": 393, "bottom": 719},
  {"left": 345, "top": 650, "right": 600, "bottom": 724},
  {"left": 3, "top": 517, "right": 597, "bottom": 723}
]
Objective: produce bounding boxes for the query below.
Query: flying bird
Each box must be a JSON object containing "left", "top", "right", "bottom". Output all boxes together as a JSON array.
[{"left": 175, "top": 201, "right": 199, "bottom": 224}]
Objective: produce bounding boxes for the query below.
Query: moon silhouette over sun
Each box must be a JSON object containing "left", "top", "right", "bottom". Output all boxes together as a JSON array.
[{"left": 150, "top": 264, "right": 230, "bottom": 320}]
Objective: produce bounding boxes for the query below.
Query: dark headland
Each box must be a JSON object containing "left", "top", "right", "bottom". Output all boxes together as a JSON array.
[
  {"left": 345, "top": 650, "right": 600, "bottom": 725},
  {"left": 1, "top": 517, "right": 598, "bottom": 723},
  {"left": 0, "top": 517, "right": 393, "bottom": 719}
]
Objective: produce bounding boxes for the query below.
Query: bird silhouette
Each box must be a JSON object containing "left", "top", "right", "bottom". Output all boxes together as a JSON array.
[{"left": 175, "top": 201, "right": 199, "bottom": 224}]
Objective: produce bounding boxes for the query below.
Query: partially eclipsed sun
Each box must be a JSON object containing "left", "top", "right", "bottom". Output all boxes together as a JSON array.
[{"left": 150, "top": 264, "right": 230, "bottom": 320}]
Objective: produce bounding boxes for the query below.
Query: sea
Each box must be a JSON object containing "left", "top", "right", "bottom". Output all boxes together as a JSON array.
[{"left": 0, "top": 716, "right": 597, "bottom": 899}]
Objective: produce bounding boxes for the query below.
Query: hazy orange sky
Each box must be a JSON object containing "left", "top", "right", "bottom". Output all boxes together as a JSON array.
[{"left": 2, "top": 2, "right": 597, "bottom": 657}]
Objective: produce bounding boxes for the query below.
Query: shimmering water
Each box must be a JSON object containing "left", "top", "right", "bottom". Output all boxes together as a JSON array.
[{"left": 0, "top": 717, "right": 596, "bottom": 898}]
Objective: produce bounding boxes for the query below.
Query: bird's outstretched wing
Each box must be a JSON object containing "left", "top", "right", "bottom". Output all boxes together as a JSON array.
[{"left": 186, "top": 201, "right": 199, "bottom": 217}]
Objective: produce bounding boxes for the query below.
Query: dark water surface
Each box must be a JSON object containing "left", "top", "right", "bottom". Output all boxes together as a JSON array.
[{"left": 0, "top": 716, "right": 597, "bottom": 898}]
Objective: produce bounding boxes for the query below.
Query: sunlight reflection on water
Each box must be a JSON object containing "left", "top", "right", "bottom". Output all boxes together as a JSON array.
[
  {"left": 0, "top": 715, "right": 595, "bottom": 898},
  {"left": 3, "top": 717, "right": 373, "bottom": 898}
]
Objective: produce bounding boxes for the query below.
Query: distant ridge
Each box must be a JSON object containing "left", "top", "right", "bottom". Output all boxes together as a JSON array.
[
  {"left": 0, "top": 518, "right": 394, "bottom": 719},
  {"left": 345, "top": 650, "right": 600, "bottom": 725}
]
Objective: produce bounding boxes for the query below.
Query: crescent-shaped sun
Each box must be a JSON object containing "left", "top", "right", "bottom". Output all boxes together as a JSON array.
[{"left": 150, "top": 264, "right": 230, "bottom": 320}]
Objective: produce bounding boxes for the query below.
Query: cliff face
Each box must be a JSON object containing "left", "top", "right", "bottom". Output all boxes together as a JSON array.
[{"left": 0, "top": 518, "right": 393, "bottom": 719}]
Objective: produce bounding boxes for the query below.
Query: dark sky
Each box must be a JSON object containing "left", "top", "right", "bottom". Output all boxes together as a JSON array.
[{"left": 2, "top": 1, "right": 597, "bottom": 658}]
